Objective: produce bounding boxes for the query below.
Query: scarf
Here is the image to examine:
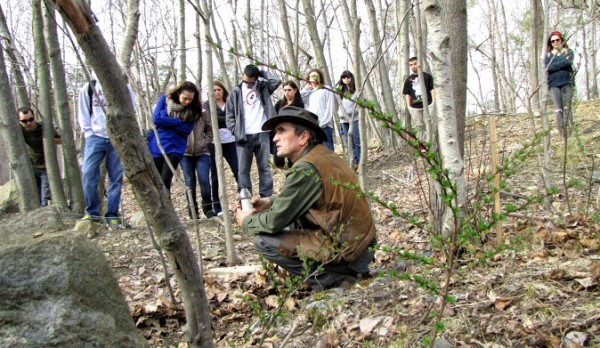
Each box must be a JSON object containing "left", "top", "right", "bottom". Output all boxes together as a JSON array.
[{"left": 166, "top": 97, "right": 194, "bottom": 122}]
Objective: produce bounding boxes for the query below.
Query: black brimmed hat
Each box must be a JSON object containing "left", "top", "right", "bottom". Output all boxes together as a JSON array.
[{"left": 262, "top": 106, "right": 327, "bottom": 141}]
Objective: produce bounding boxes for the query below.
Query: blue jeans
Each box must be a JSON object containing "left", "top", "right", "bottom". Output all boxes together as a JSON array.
[
  {"left": 341, "top": 120, "right": 360, "bottom": 164},
  {"left": 236, "top": 132, "right": 273, "bottom": 197},
  {"left": 209, "top": 143, "right": 239, "bottom": 213},
  {"left": 34, "top": 168, "right": 51, "bottom": 206},
  {"left": 181, "top": 154, "right": 212, "bottom": 214},
  {"left": 322, "top": 126, "right": 334, "bottom": 152},
  {"left": 81, "top": 135, "right": 123, "bottom": 220}
]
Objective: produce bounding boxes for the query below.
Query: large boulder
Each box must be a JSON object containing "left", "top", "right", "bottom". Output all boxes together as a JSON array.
[
  {"left": 0, "top": 180, "right": 18, "bottom": 214},
  {"left": 0, "top": 209, "right": 148, "bottom": 347}
]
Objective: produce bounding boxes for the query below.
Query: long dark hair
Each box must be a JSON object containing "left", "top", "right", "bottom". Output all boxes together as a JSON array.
[
  {"left": 213, "top": 80, "right": 229, "bottom": 103},
  {"left": 277, "top": 81, "right": 303, "bottom": 107},
  {"left": 167, "top": 81, "right": 202, "bottom": 122},
  {"left": 335, "top": 70, "right": 356, "bottom": 97}
]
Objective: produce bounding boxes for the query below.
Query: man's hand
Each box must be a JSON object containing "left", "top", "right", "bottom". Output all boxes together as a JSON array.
[
  {"left": 234, "top": 206, "right": 255, "bottom": 226},
  {"left": 251, "top": 196, "right": 271, "bottom": 213}
]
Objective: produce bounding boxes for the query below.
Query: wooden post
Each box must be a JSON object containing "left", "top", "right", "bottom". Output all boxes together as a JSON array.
[{"left": 489, "top": 115, "right": 503, "bottom": 244}]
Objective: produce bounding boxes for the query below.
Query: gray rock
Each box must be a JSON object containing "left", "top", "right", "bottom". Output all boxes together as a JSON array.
[
  {"left": 0, "top": 180, "right": 18, "bottom": 214},
  {"left": 433, "top": 337, "right": 453, "bottom": 348},
  {"left": 0, "top": 227, "right": 148, "bottom": 347},
  {"left": 0, "top": 206, "right": 65, "bottom": 243}
]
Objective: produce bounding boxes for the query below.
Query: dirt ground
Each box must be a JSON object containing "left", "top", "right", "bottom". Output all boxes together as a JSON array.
[{"left": 89, "top": 100, "right": 599, "bottom": 347}]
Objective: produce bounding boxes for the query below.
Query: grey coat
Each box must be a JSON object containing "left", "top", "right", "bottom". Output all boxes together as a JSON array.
[{"left": 225, "top": 70, "right": 281, "bottom": 143}]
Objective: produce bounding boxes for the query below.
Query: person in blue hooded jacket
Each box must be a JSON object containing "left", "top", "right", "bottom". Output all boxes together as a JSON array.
[
  {"left": 148, "top": 81, "right": 201, "bottom": 192},
  {"left": 544, "top": 31, "right": 575, "bottom": 137}
]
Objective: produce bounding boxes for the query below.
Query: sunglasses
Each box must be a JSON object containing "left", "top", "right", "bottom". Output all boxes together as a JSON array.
[
  {"left": 341, "top": 75, "right": 351, "bottom": 79},
  {"left": 242, "top": 80, "right": 256, "bottom": 86},
  {"left": 551, "top": 38, "right": 561, "bottom": 43},
  {"left": 20, "top": 117, "right": 35, "bottom": 124}
]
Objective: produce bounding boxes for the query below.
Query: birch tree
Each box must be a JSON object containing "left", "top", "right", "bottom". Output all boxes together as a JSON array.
[
  {"left": 0, "top": 4, "right": 29, "bottom": 107},
  {"left": 422, "top": 0, "right": 467, "bottom": 237},
  {"left": 43, "top": 0, "right": 84, "bottom": 213},
  {"left": 178, "top": 0, "right": 186, "bottom": 82},
  {"left": 0, "top": 42, "right": 38, "bottom": 211},
  {"left": 50, "top": 1, "right": 213, "bottom": 346},
  {"left": 32, "top": 0, "right": 67, "bottom": 209}
]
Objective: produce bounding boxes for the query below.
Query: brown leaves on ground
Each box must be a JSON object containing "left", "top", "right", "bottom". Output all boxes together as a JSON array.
[{"left": 85, "top": 100, "right": 600, "bottom": 347}]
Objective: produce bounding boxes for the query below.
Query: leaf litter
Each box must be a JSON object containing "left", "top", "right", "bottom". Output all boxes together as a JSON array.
[{"left": 90, "top": 100, "right": 599, "bottom": 347}]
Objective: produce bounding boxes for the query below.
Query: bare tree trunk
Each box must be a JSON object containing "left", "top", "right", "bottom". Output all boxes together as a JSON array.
[
  {"left": 195, "top": 0, "right": 203, "bottom": 88},
  {"left": 397, "top": 0, "right": 411, "bottom": 140},
  {"left": 32, "top": 0, "right": 67, "bottom": 209},
  {"left": 423, "top": 0, "right": 467, "bottom": 237},
  {"left": 178, "top": 0, "right": 186, "bottom": 82},
  {"left": 210, "top": 14, "right": 233, "bottom": 90},
  {"left": 442, "top": 0, "right": 467, "bottom": 158},
  {"left": 194, "top": 0, "right": 237, "bottom": 267},
  {"left": 0, "top": 42, "right": 38, "bottom": 212},
  {"left": 301, "top": 0, "right": 331, "bottom": 84},
  {"left": 364, "top": 0, "right": 396, "bottom": 118},
  {"left": 590, "top": 0, "right": 598, "bottom": 99},
  {"left": 0, "top": 4, "right": 29, "bottom": 108},
  {"left": 43, "top": 0, "right": 84, "bottom": 213},
  {"left": 118, "top": 0, "right": 139, "bottom": 71},
  {"left": 278, "top": 0, "right": 300, "bottom": 77},
  {"left": 530, "top": 0, "right": 543, "bottom": 114},
  {"left": 51, "top": 1, "right": 214, "bottom": 346}
]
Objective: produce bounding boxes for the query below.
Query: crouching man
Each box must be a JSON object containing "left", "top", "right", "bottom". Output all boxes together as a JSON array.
[{"left": 234, "top": 106, "right": 376, "bottom": 291}]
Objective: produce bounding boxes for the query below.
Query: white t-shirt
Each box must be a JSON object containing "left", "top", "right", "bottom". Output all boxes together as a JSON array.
[{"left": 242, "top": 83, "right": 267, "bottom": 134}]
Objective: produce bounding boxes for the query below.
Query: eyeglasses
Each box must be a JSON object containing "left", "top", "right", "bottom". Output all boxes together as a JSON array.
[
  {"left": 551, "top": 38, "right": 561, "bottom": 43},
  {"left": 20, "top": 117, "right": 35, "bottom": 124}
]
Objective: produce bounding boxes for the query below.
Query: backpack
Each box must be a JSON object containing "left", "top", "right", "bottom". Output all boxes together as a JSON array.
[{"left": 87, "top": 80, "right": 97, "bottom": 115}]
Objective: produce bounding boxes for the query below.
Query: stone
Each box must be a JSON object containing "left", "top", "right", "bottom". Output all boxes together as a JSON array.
[
  {"left": 73, "top": 219, "right": 100, "bottom": 239},
  {"left": 0, "top": 206, "right": 65, "bottom": 241},
  {"left": 0, "top": 219, "right": 147, "bottom": 347},
  {"left": 129, "top": 210, "right": 146, "bottom": 227},
  {"left": 0, "top": 180, "right": 18, "bottom": 214}
]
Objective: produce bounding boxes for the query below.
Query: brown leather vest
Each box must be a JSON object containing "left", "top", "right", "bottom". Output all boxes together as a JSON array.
[{"left": 280, "top": 144, "right": 376, "bottom": 262}]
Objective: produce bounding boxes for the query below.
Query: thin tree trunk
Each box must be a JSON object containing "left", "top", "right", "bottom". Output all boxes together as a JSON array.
[
  {"left": 43, "top": 0, "right": 84, "bottom": 213},
  {"left": 51, "top": 1, "right": 214, "bottom": 346},
  {"left": 197, "top": 0, "right": 237, "bottom": 266},
  {"left": 301, "top": 0, "right": 332, "bottom": 84},
  {"left": 364, "top": 0, "right": 396, "bottom": 118},
  {"left": 118, "top": 0, "right": 139, "bottom": 72},
  {"left": 423, "top": 0, "right": 467, "bottom": 237},
  {"left": 530, "top": 0, "right": 543, "bottom": 114},
  {"left": 442, "top": 0, "right": 467, "bottom": 158},
  {"left": 590, "top": 0, "right": 598, "bottom": 99},
  {"left": 178, "top": 0, "right": 186, "bottom": 82},
  {"left": 32, "top": 0, "right": 67, "bottom": 209},
  {"left": 278, "top": 0, "right": 300, "bottom": 77},
  {"left": 0, "top": 42, "right": 38, "bottom": 212},
  {"left": 0, "top": 4, "right": 29, "bottom": 108}
]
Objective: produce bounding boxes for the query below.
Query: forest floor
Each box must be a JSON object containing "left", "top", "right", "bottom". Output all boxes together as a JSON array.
[{"left": 92, "top": 100, "right": 599, "bottom": 347}]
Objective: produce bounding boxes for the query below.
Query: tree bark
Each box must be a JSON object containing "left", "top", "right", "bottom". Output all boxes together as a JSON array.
[
  {"left": 178, "top": 0, "right": 186, "bottom": 82},
  {"left": 0, "top": 4, "right": 29, "bottom": 108},
  {"left": 277, "top": 0, "right": 300, "bottom": 77},
  {"left": 0, "top": 40, "right": 38, "bottom": 212},
  {"left": 364, "top": 0, "right": 396, "bottom": 118},
  {"left": 32, "top": 0, "right": 67, "bottom": 209},
  {"left": 301, "top": 0, "right": 332, "bottom": 84},
  {"left": 118, "top": 0, "right": 140, "bottom": 72},
  {"left": 51, "top": 1, "right": 214, "bottom": 346},
  {"left": 441, "top": 0, "right": 467, "bottom": 158},
  {"left": 43, "top": 0, "right": 84, "bottom": 213},
  {"left": 423, "top": 0, "right": 467, "bottom": 238}
]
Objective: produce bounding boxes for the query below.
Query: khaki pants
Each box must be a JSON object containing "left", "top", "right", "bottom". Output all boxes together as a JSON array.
[{"left": 407, "top": 101, "right": 435, "bottom": 143}]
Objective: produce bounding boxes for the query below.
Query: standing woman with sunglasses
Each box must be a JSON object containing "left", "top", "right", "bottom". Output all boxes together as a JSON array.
[
  {"left": 301, "top": 68, "right": 335, "bottom": 151},
  {"left": 544, "top": 31, "right": 575, "bottom": 137},
  {"left": 335, "top": 71, "right": 360, "bottom": 167}
]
